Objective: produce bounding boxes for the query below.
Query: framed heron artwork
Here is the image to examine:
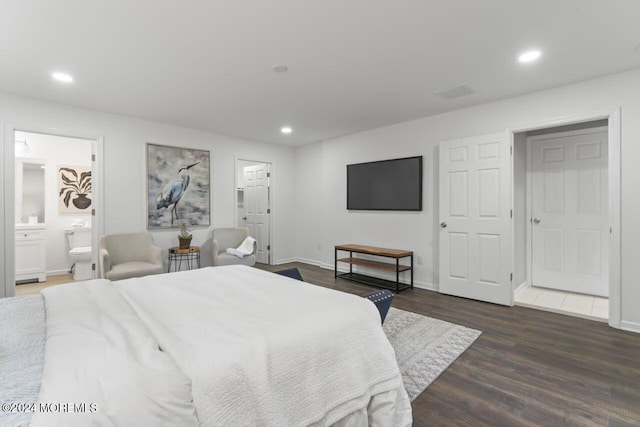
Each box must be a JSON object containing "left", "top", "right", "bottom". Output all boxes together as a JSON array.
[{"left": 146, "top": 143, "right": 211, "bottom": 229}]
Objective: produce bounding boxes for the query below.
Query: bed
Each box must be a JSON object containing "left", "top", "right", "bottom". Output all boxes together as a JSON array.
[{"left": 0, "top": 265, "right": 412, "bottom": 426}]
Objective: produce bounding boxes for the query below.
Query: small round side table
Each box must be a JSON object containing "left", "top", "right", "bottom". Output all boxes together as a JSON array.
[{"left": 168, "top": 246, "right": 201, "bottom": 272}]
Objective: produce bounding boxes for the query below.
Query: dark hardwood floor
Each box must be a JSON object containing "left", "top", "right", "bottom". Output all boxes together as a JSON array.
[{"left": 256, "top": 262, "right": 640, "bottom": 427}]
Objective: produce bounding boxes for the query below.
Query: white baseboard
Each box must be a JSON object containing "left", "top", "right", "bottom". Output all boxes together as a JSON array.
[
  {"left": 273, "top": 258, "right": 298, "bottom": 265},
  {"left": 319, "top": 261, "right": 347, "bottom": 272},
  {"left": 621, "top": 320, "right": 640, "bottom": 334},
  {"left": 316, "top": 260, "right": 437, "bottom": 291},
  {"left": 271, "top": 258, "right": 438, "bottom": 291},
  {"left": 513, "top": 281, "right": 528, "bottom": 298},
  {"left": 413, "top": 281, "right": 438, "bottom": 292},
  {"left": 47, "top": 269, "right": 70, "bottom": 276},
  {"left": 293, "top": 258, "right": 325, "bottom": 267},
  {"left": 273, "top": 258, "right": 325, "bottom": 268}
]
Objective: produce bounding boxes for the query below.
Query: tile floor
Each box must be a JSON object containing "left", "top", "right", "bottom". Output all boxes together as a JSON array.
[{"left": 515, "top": 286, "right": 608, "bottom": 322}]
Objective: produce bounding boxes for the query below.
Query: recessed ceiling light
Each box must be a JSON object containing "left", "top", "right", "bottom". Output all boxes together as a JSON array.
[
  {"left": 52, "top": 72, "right": 73, "bottom": 83},
  {"left": 272, "top": 64, "right": 288, "bottom": 73},
  {"left": 281, "top": 126, "right": 292, "bottom": 134},
  {"left": 518, "top": 50, "right": 541, "bottom": 63}
]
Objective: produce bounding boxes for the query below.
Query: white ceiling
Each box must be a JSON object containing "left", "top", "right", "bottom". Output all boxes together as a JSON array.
[{"left": 2, "top": 0, "right": 640, "bottom": 146}]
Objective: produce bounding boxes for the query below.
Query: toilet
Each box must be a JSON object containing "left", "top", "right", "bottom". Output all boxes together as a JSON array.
[{"left": 64, "top": 225, "right": 92, "bottom": 280}]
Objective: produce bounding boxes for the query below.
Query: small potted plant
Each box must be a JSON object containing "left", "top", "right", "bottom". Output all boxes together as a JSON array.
[{"left": 178, "top": 222, "right": 192, "bottom": 249}]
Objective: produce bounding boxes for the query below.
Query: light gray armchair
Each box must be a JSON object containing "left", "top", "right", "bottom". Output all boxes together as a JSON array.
[
  {"left": 212, "top": 227, "right": 257, "bottom": 266},
  {"left": 99, "top": 233, "right": 164, "bottom": 280}
]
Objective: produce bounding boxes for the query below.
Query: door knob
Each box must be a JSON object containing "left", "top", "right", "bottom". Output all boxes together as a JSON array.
[
  {"left": 440, "top": 222, "right": 447, "bottom": 228},
  {"left": 532, "top": 218, "right": 540, "bottom": 224},
  {"left": 242, "top": 216, "right": 247, "bottom": 220}
]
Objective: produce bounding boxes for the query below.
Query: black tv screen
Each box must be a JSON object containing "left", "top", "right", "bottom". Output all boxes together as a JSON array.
[{"left": 347, "top": 156, "right": 422, "bottom": 211}]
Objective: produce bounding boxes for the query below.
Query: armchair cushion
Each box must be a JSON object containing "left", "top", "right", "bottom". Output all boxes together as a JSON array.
[
  {"left": 100, "top": 233, "right": 164, "bottom": 280},
  {"left": 213, "top": 252, "right": 257, "bottom": 267},
  {"left": 106, "top": 261, "right": 163, "bottom": 281}
]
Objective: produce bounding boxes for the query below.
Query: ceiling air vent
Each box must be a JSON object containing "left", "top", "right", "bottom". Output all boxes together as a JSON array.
[{"left": 435, "top": 83, "right": 474, "bottom": 99}]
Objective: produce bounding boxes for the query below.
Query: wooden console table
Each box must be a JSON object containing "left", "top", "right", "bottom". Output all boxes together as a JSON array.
[{"left": 334, "top": 244, "right": 413, "bottom": 293}]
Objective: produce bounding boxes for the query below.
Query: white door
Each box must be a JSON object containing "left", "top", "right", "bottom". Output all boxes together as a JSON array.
[
  {"left": 242, "top": 164, "right": 270, "bottom": 264},
  {"left": 439, "top": 132, "right": 513, "bottom": 306},
  {"left": 529, "top": 129, "right": 608, "bottom": 296}
]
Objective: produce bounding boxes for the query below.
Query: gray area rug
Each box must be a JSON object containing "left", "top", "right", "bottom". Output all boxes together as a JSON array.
[{"left": 383, "top": 307, "right": 481, "bottom": 401}]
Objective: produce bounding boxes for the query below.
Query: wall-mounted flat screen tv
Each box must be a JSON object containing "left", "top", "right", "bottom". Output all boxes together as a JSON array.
[{"left": 347, "top": 156, "right": 422, "bottom": 211}]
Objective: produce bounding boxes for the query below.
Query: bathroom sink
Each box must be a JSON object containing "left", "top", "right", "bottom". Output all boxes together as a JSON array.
[{"left": 15, "top": 223, "right": 46, "bottom": 230}]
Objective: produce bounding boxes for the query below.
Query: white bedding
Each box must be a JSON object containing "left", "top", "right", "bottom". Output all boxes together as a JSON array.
[
  {"left": 0, "top": 295, "right": 45, "bottom": 427},
  {"left": 33, "top": 280, "right": 198, "bottom": 427},
  {"left": 31, "top": 266, "right": 412, "bottom": 426}
]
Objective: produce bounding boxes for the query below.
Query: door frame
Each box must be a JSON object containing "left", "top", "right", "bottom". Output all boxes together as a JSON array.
[
  {"left": 234, "top": 157, "right": 273, "bottom": 265},
  {"left": 526, "top": 126, "right": 609, "bottom": 295},
  {"left": 508, "top": 109, "right": 621, "bottom": 329},
  {"left": 3, "top": 123, "right": 104, "bottom": 298}
]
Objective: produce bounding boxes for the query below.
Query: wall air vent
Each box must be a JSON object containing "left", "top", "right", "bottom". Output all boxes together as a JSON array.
[{"left": 435, "top": 83, "right": 474, "bottom": 99}]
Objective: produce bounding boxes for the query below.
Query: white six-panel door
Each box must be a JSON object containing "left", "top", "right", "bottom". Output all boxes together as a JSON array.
[
  {"left": 243, "top": 164, "right": 270, "bottom": 264},
  {"left": 439, "top": 132, "right": 513, "bottom": 306},
  {"left": 529, "top": 129, "right": 608, "bottom": 296}
]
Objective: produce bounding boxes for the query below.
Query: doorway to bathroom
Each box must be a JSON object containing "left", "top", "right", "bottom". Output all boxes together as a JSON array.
[{"left": 4, "top": 126, "right": 103, "bottom": 298}]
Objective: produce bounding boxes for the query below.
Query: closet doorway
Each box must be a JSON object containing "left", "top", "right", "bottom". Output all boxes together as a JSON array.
[{"left": 511, "top": 114, "right": 620, "bottom": 327}]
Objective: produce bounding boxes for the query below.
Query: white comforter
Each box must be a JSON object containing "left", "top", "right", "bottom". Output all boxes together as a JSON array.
[
  {"left": 34, "top": 266, "right": 412, "bottom": 426},
  {"left": 33, "top": 279, "right": 198, "bottom": 427}
]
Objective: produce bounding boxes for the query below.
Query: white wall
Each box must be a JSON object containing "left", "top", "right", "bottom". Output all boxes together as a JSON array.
[
  {"left": 0, "top": 92, "right": 297, "bottom": 295},
  {"left": 295, "top": 67, "right": 640, "bottom": 329},
  {"left": 15, "top": 131, "right": 92, "bottom": 275},
  {"left": 293, "top": 143, "right": 324, "bottom": 264},
  {"left": 513, "top": 132, "right": 527, "bottom": 290}
]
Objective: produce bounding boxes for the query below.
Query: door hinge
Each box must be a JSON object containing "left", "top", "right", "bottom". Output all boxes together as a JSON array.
[
  {"left": 267, "top": 208, "right": 271, "bottom": 214},
  {"left": 91, "top": 209, "right": 96, "bottom": 216},
  {"left": 267, "top": 172, "right": 271, "bottom": 178},
  {"left": 510, "top": 209, "right": 513, "bottom": 218},
  {"left": 92, "top": 154, "right": 96, "bottom": 161},
  {"left": 510, "top": 273, "right": 513, "bottom": 282},
  {"left": 510, "top": 146, "right": 513, "bottom": 155},
  {"left": 92, "top": 263, "right": 96, "bottom": 271},
  {"left": 267, "top": 245, "right": 271, "bottom": 250}
]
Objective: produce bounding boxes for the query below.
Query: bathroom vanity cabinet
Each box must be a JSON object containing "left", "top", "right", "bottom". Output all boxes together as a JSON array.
[{"left": 15, "top": 224, "right": 47, "bottom": 283}]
